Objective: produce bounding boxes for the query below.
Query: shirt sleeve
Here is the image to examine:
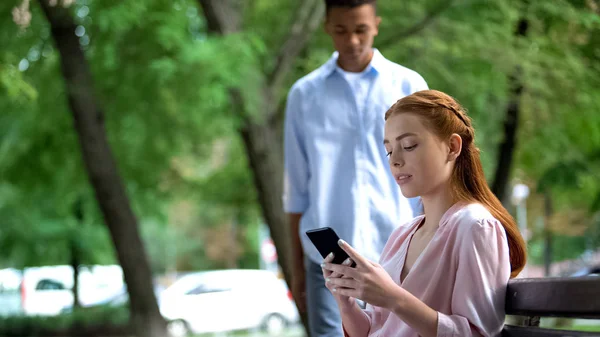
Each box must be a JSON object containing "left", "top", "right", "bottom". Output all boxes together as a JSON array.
[
  {"left": 436, "top": 219, "right": 511, "bottom": 337},
  {"left": 283, "top": 84, "right": 310, "bottom": 213},
  {"left": 342, "top": 305, "right": 376, "bottom": 337},
  {"left": 412, "top": 72, "right": 428, "bottom": 92}
]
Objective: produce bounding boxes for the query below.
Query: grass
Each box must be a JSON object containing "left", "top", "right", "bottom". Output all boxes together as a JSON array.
[
  {"left": 540, "top": 318, "right": 600, "bottom": 332},
  {"left": 567, "top": 325, "right": 600, "bottom": 332}
]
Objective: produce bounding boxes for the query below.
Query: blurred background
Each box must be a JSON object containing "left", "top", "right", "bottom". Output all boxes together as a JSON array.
[{"left": 1, "top": 0, "right": 599, "bottom": 336}]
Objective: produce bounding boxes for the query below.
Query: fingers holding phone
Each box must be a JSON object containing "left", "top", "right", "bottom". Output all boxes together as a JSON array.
[
  {"left": 322, "top": 252, "right": 355, "bottom": 307},
  {"left": 306, "top": 227, "right": 357, "bottom": 307},
  {"left": 322, "top": 252, "right": 353, "bottom": 278}
]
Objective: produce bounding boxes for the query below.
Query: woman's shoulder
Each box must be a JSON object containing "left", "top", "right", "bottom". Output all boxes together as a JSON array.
[
  {"left": 444, "top": 202, "right": 503, "bottom": 235},
  {"left": 440, "top": 203, "right": 510, "bottom": 267}
]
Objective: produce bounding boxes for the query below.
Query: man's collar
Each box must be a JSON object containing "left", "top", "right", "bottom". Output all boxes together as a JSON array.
[{"left": 321, "top": 48, "right": 385, "bottom": 78}]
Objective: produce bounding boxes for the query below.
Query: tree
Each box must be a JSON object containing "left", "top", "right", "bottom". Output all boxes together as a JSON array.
[
  {"left": 491, "top": 2, "right": 529, "bottom": 203},
  {"left": 195, "top": 1, "right": 324, "bottom": 328},
  {"left": 530, "top": 150, "right": 600, "bottom": 268},
  {"left": 514, "top": 0, "right": 600, "bottom": 262},
  {"left": 2, "top": 0, "right": 259, "bottom": 270},
  {"left": 36, "top": 1, "right": 166, "bottom": 336}
]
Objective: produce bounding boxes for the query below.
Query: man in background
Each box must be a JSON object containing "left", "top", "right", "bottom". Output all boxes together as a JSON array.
[{"left": 284, "top": 1, "right": 428, "bottom": 335}]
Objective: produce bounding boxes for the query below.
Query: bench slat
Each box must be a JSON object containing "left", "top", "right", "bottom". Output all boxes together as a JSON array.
[
  {"left": 506, "top": 277, "right": 600, "bottom": 319},
  {"left": 502, "top": 325, "right": 600, "bottom": 337}
]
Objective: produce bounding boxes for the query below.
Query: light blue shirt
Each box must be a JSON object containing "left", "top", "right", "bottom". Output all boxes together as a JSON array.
[{"left": 283, "top": 49, "right": 428, "bottom": 264}]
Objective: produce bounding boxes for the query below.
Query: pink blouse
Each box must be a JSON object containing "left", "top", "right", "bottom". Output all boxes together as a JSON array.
[{"left": 347, "top": 202, "right": 511, "bottom": 337}]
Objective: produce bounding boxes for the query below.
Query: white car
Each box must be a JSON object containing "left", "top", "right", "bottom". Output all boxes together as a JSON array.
[
  {"left": 159, "top": 269, "right": 299, "bottom": 336},
  {"left": 0, "top": 265, "right": 125, "bottom": 316}
]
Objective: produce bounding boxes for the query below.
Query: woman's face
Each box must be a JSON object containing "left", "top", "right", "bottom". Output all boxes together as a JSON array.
[{"left": 383, "top": 113, "right": 461, "bottom": 199}]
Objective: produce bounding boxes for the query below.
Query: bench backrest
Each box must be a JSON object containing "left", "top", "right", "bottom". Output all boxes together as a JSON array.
[{"left": 502, "top": 276, "right": 600, "bottom": 337}]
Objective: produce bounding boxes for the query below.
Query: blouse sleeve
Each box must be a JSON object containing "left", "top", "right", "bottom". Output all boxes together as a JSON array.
[
  {"left": 342, "top": 305, "right": 376, "bottom": 337},
  {"left": 436, "top": 219, "right": 511, "bottom": 337}
]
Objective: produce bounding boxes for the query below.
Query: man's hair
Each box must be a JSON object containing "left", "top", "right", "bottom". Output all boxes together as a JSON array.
[{"left": 324, "top": 0, "right": 377, "bottom": 14}]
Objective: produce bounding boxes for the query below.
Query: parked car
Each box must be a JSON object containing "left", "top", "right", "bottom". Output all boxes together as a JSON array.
[
  {"left": 17, "top": 266, "right": 76, "bottom": 316},
  {"left": 0, "top": 265, "right": 125, "bottom": 316},
  {"left": 159, "top": 269, "right": 299, "bottom": 337},
  {"left": 0, "top": 268, "right": 24, "bottom": 316}
]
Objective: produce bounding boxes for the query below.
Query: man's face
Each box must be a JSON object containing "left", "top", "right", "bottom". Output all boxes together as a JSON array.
[{"left": 324, "top": 4, "right": 381, "bottom": 70}]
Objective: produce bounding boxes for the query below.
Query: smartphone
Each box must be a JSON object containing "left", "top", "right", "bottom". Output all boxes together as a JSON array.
[{"left": 305, "top": 227, "right": 355, "bottom": 266}]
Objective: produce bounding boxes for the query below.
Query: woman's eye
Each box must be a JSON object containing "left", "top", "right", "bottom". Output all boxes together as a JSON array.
[
  {"left": 386, "top": 151, "right": 392, "bottom": 157},
  {"left": 403, "top": 144, "right": 417, "bottom": 151}
]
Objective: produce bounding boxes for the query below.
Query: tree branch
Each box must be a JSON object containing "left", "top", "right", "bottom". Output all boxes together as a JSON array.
[
  {"left": 377, "top": 1, "right": 454, "bottom": 50},
  {"left": 197, "top": 0, "right": 324, "bottom": 123},
  {"left": 197, "top": 0, "right": 242, "bottom": 34},
  {"left": 266, "top": 0, "right": 324, "bottom": 98}
]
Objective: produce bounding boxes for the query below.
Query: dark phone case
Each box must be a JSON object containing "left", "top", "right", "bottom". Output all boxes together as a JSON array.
[{"left": 305, "top": 227, "right": 352, "bottom": 265}]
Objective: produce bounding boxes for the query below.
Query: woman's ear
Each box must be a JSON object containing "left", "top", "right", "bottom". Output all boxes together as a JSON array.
[{"left": 447, "top": 134, "right": 462, "bottom": 162}]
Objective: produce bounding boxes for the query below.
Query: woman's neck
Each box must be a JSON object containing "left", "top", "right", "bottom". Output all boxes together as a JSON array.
[{"left": 420, "top": 183, "right": 458, "bottom": 233}]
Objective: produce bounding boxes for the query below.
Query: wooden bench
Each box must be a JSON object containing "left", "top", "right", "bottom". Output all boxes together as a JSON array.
[{"left": 502, "top": 276, "right": 600, "bottom": 336}]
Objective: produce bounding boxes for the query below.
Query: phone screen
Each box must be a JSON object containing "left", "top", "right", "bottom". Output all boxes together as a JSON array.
[{"left": 305, "top": 227, "right": 353, "bottom": 265}]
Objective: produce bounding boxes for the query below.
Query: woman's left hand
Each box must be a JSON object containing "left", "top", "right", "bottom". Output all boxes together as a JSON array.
[{"left": 322, "top": 240, "right": 406, "bottom": 311}]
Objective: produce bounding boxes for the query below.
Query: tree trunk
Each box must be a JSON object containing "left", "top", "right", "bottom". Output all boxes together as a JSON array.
[
  {"left": 491, "top": 17, "right": 529, "bottom": 202},
  {"left": 229, "top": 90, "right": 290, "bottom": 277},
  {"left": 71, "top": 255, "right": 80, "bottom": 309},
  {"left": 490, "top": 74, "right": 521, "bottom": 203},
  {"left": 37, "top": 2, "right": 167, "bottom": 336},
  {"left": 228, "top": 211, "right": 239, "bottom": 269},
  {"left": 197, "top": 2, "right": 323, "bottom": 333},
  {"left": 71, "top": 197, "right": 83, "bottom": 309},
  {"left": 544, "top": 192, "right": 553, "bottom": 277}
]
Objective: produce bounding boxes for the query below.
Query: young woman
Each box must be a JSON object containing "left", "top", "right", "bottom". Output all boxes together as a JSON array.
[{"left": 321, "top": 90, "right": 527, "bottom": 337}]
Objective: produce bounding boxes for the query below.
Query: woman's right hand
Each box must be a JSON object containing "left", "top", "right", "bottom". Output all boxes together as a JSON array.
[{"left": 322, "top": 253, "right": 356, "bottom": 308}]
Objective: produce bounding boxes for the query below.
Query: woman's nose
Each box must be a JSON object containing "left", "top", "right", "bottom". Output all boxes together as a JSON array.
[{"left": 391, "top": 152, "right": 404, "bottom": 167}]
